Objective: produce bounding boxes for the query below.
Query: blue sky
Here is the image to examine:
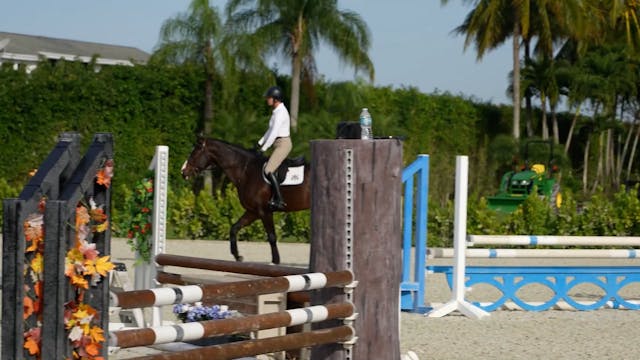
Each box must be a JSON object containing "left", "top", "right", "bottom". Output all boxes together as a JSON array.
[{"left": 1, "top": 0, "right": 513, "bottom": 104}]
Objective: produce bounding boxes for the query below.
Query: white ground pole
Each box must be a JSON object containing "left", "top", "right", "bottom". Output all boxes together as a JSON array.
[
  {"left": 427, "top": 156, "right": 490, "bottom": 319},
  {"left": 133, "top": 145, "right": 169, "bottom": 327},
  {"left": 468, "top": 235, "right": 640, "bottom": 247}
]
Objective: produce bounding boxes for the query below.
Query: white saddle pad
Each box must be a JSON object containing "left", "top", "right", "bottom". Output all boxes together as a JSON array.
[{"left": 263, "top": 165, "right": 305, "bottom": 186}]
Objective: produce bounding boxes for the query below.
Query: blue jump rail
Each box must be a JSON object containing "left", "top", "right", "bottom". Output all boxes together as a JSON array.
[
  {"left": 400, "top": 155, "right": 429, "bottom": 312},
  {"left": 429, "top": 265, "right": 640, "bottom": 311}
]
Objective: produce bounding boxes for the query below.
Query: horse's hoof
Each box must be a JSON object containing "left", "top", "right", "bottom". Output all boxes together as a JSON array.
[
  {"left": 235, "top": 255, "right": 244, "bottom": 262},
  {"left": 272, "top": 257, "right": 280, "bottom": 265}
]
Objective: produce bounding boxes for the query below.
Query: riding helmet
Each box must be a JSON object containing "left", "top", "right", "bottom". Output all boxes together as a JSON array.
[{"left": 264, "top": 86, "right": 284, "bottom": 102}]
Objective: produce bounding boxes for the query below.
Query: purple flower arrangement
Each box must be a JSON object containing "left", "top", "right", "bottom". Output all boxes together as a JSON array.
[{"left": 173, "top": 302, "right": 237, "bottom": 323}]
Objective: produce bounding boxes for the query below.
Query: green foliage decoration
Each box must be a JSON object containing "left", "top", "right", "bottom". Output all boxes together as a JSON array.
[{"left": 120, "top": 174, "right": 155, "bottom": 263}]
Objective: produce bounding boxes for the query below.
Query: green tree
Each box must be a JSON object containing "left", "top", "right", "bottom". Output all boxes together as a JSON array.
[
  {"left": 226, "top": 0, "right": 374, "bottom": 131},
  {"left": 153, "top": 0, "right": 224, "bottom": 137}
]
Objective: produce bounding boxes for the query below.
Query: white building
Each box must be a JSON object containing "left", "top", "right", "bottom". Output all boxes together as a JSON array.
[{"left": 0, "top": 31, "right": 150, "bottom": 72}]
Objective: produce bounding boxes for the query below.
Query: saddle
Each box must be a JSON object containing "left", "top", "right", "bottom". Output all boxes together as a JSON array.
[{"left": 263, "top": 156, "right": 306, "bottom": 185}]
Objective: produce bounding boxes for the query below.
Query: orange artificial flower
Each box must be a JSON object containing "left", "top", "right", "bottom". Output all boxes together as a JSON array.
[
  {"left": 94, "top": 256, "right": 114, "bottom": 277},
  {"left": 84, "top": 342, "right": 101, "bottom": 357},
  {"left": 24, "top": 337, "right": 40, "bottom": 356},
  {"left": 89, "top": 326, "right": 105, "bottom": 343},
  {"left": 89, "top": 208, "right": 107, "bottom": 223},
  {"left": 70, "top": 273, "right": 89, "bottom": 289},
  {"left": 23, "top": 327, "right": 41, "bottom": 356},
  {"left": 76, "top": 205, "right": 90, "bottom": 227},
  {"left": 23, "top": 296, "right": 34, "bottom": 319}
]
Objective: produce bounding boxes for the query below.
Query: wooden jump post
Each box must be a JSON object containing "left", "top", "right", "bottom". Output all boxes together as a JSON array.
[
  {"left": 2, "top": 133, "right": 114, "bottom": 359},
  {"left": 310, "top": 139, "right": 403, "bottom": 360}
]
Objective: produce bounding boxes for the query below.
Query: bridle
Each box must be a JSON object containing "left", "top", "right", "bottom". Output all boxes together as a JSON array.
[{"left": 182, "top": 140, "right": 215, "bottom": 177}]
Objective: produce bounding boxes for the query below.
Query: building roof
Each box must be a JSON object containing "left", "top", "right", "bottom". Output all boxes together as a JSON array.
[{"left": 0, "top": 31, "right": 150, "bottom": 64}]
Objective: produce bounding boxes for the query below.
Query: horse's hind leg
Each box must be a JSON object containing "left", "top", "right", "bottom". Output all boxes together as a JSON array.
[
  {"left": 261, "top": 214, "right": 280, "bottom": 265},
  {"left": 230, "top": 211, "right": 258, "bottom": 262}
]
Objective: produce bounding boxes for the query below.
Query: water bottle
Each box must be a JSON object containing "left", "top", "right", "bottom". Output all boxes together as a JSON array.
[{"left": 359, "top": 108, "right": 372, "bottom": 140}]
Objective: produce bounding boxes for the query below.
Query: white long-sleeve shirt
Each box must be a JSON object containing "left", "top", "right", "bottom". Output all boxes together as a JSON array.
[{"left": 258, "top": 102, "right": 290, "bottom": 151}]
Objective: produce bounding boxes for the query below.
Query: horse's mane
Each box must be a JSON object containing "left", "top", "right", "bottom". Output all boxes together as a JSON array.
[{"left": 206, "top": 137, "right": 266, "bottom": 160}]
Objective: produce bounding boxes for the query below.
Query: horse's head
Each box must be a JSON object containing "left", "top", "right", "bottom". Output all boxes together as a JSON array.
[{"left": 181, "top": 137, "right": 211, "bottom": 180}]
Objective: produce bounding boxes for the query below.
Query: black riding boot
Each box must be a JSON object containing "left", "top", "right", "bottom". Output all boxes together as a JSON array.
[{"left": 266, "top": 172, "right": 286, "bottom": 210}]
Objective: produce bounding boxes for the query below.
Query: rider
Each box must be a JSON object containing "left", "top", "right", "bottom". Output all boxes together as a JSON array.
[{"left": 258, "top": 86, "right": 291, "bottom": 210}]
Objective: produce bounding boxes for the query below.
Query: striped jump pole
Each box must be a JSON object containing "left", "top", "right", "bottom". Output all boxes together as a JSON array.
[
  {"left": 154, "top": 270, "right": 312, "bottom": 306},
  {"left": 110, "top": 302, "right": 355, "bottom": 348},
  {"left": 429, "top": 248, "right": 640, "bottom": 258},
  {"left": 111, "top": 270, "right": 354, "bottom": 310},
  {"left": 468, "top": 235, "right": 640, "bottom": 247},
  {"left": 155, "top": 254, "right": 308, "bottom": 277},
  {"left": 128, "top": 325, "right": 354, "bottom": 360}
]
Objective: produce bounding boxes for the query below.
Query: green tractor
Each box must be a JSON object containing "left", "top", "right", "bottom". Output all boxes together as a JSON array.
[{"left": 487, "top": 140, "right": 561, "bottom": 213}]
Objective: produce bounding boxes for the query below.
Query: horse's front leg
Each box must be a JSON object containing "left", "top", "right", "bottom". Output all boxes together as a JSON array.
[
  {"left": 261, "top": 213, "right": 280, "bottom": 265},
  {"left": 230, "top": 211, "right": 258, "bottom": 262}
]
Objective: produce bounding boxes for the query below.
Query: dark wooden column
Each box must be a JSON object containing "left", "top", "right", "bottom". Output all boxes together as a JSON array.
[{"left": 310, "top": 139, "right": 403, "bottom": 360}]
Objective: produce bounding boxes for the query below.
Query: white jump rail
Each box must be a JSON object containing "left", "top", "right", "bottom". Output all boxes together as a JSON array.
[
  {"left": 429, "top": 248, "right": 640, "bottom": 258},
  {"left": 468, "top": 235, "right": 640, "bottom": 247}
]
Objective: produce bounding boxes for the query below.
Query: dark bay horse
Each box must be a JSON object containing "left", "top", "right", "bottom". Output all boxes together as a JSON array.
[{"left": 181, "top": 137, "right": 310, "bottom": 264}]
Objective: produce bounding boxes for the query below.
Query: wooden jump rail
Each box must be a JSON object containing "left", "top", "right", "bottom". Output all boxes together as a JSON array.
[
  {"left": 152, "top": 254, "right": 313, "bottom": 315},
  {"left": 110, "top": 302, "right": 354, "bottom": 348},
  {"left": 154, "top": 270, "right": 311, "bottom": 310},
  {"left": 155, "top": 254, "right": 308, "bottom": 277},
  {"left": 129, "top": 325, "right": 354, "bottom": 360},
  {"left": 111, "top": 270, "right": 354, "bottom": 310}
]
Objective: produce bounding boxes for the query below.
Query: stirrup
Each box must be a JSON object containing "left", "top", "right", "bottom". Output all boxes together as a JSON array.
[{"left": 268, "top": 199, "right": 286, "bottom": 210}]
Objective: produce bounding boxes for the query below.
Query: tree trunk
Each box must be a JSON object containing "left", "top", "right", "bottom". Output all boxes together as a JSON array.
[
  {"left": 591, "top": 131, "right": 605, "bottom": 193},
  {"left": 290, "top": 52, "right": 301, "bottom": 132},
  {"left": 583, "top": 136, "right": 591, "bottom": 193},
  {"left": 564, "top": 103, "right": 582, "bottom": 155},
  {"left": 606, "top": 128, "right": 615, "bottom": 188},
  {"left": 512, "top": 25, "right": 521, "bottom": 140},
  {"left": 541, "top": 95, "right": 548, "bottom": 140},
  {"left": 552, "top": 103, "right": 559, "bottom": 145},
  {"left": 203, "top": 40, "right": 215, "bottom": 193},
  {"left": 626, "top": 121, "right": 640, "bottom": 180},
  {"left": 204, "top": 74, "right": 214, "bottom": 136},
  {"left": 203, "top": 39, "right": 214, "bottom": 137},
  {"left": 616, "top": 104, "right": 633, "bottom": 185},
  {"left": 524, "top": 39, "right": 534, "bottom": 137},
  {"left": 289, "top": 14, "right": 304, "bottom": 133}
]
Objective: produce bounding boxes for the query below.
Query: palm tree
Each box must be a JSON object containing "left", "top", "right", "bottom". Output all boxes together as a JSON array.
[
  {"left": 226, "top": 0, "right": 374, "bottom": 131},
  {"left": 441, "top": 0, "right": 531, "bottom": 140},
  {"left": 520, "top": 56, "right": 561, "bottom": 142},
  {"left": 524, "top": 1, "right": 585, "bottom": 137},
  {"left": 442, "top": 1, "right": 586, "bottom": 140},
  {"left": 604, "top": 0, "right": 640, "bottom": 49},
  {"left": 152, "top": 0, "right": 225, "bottom": 137}
]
